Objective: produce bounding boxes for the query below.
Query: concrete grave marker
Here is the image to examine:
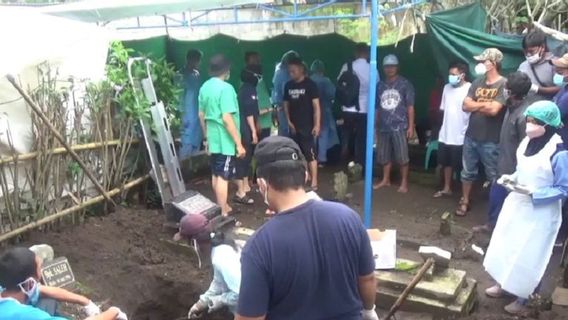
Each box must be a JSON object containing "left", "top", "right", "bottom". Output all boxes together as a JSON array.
[{"left": 41, "top": 257, "right": 75, "bottom": 288}]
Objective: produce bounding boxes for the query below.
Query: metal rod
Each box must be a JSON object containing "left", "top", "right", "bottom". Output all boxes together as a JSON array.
[
  {"left": 117, "top": 13, "right": 370, "bottom": 29},
  {"left": 5, "top": 74, "right": 117, "bottom": 206},
  {"left": 297, "top": 0, "right": 338, "bottom": 18},
  {"left": 364, "top": 0, "right": 379, "bottom": 228},
  {"left": 0, "top": 175, "right": 149, "bottom": 243}
]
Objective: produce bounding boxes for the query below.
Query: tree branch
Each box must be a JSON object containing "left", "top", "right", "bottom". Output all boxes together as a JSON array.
[{"left": 533, "top": 20, "right": 568, "bottom": 41}]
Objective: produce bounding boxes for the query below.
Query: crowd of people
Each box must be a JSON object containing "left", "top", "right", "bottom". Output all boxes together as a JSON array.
[
  {"left": 2, "top": 29, "right": 568, "bottom": 320},
  {"left": 431, "top": 29, "right": 568, "bottom": 315}
]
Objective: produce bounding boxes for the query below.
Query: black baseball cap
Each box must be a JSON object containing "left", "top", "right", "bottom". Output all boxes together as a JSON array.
[
  {"left": 254, "top": 136, "right": 305, "bottom": 168},
  {"left": 209, "top": 54, "right": 231, "bottom": 77}
]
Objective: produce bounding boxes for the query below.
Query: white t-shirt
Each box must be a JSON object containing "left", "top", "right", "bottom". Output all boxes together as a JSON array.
[
  {"left": 337, "top": 58, "right": 379, "bottom": 114},
  {"left": 438, "top": 82, "right": 471, "bottom": 146}
]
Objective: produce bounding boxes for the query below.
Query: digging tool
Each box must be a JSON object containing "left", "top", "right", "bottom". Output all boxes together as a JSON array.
[
  {"left": 5, "top": 74, "right": 116, "bottom": 206},
  {"left": 384, "top": 257, "right": 435, "bottom": 320}
]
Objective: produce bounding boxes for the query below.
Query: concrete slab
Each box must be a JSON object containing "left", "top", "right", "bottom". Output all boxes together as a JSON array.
[
  {"left": 376, "top": 277, "right": 478, "bottom": 317},
  {"left": 376, "top": 264, "right": 466, "bottom": 301}
]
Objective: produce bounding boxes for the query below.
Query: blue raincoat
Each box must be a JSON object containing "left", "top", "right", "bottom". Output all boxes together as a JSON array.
[
  {"left": 311, "top": 74, "right": 339, "bottom": 163},
  {"left": 272, "top": 62, "right": 291, "bottom": 137},
  {"left": 179, "top": 68, "right": 202, "bottom": 159}
]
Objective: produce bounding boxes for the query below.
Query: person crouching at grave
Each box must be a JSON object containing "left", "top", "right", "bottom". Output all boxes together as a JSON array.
[
  {"left": 483, "top": 101, "right": 568, "bottom": 315},
  {"left": 0, "top": 247, "right": 127, "bottom": 320},
  {"left": 174, "top": 214, "right": 241, "bottom": 319}
]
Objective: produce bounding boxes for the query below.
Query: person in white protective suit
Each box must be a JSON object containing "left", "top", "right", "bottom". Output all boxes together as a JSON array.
[
  {"left": 483, "top": 100, "right": 568, "bottom": 315},
  {"left": 173, "top": 214, "right": 241, "bottom": 319}
]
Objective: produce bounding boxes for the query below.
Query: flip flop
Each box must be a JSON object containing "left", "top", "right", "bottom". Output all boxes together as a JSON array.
[
  {"left": 433, "top": 190, "right": 452, "bottom": 198},
  {"left": 233, "top": 195, "right": 254, "bottom": 205},
  {"left": 455, "top": 201, "right": 470, "bottom": 217}
]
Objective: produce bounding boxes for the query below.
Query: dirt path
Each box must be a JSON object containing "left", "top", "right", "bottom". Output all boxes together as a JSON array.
[{"left": 22, "top": 167, "right": 567, "bottom": 319}]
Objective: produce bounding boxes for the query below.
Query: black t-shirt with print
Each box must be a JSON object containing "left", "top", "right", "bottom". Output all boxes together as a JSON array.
[
  {"left": 465, "top": 76, "right": 507, "bottom": 143},
  {"left": 284, "top": 77, "right": 320, "bottom": 134}
]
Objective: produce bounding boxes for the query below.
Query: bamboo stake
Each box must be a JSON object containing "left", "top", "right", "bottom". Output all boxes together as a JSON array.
[
  {"left": 0, "top": 174, "right": 149, "bottom": 243},
  {"left": 6, "top": 75, "right": 116, "bottom": 206},
  {"left": 0, "top": 139, "right": 140, "bottom": 165}
]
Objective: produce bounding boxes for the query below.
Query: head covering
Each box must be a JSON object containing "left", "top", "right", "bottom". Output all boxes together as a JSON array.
[
  {"left": 551, "top": 53, "right": 568, "bottom": 69},
  {"left": 474, "top": 48, "right": 504, "bottom": 63},
  {"left": 173, "top": 214, "right": 209, "bottom": 241},
  {"left": 524, "top": 100, "right": 563, "bottom": 128},
  {"left": 310, "top": 60, "right": 325, "bottom": 74},
  {"left": 254, "top": 136, "right": 305, "bottom": 168},
  {"left": 383, "top": 54, "right": 399, "bottom": 66},
  {"left": 280, "top": 50, "right": 300, "bottom": 65},
  {"left": 524, "top": 100, "right": 562, "bottom": 157},
  {"left": 208, "top": 54, "right": 231, "bottom": 77}
]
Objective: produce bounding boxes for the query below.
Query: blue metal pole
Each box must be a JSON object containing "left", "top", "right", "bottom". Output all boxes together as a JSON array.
[{"left": 363, "top": 0, "right": 379, "bottom": 228}]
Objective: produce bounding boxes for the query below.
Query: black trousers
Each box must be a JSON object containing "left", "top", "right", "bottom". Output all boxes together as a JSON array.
[{"left": 340, "top": 112, "right": 367, "bottom": 166}]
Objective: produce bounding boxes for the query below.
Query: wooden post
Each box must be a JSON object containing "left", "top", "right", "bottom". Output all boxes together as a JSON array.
[
  {"left": 385, "top": 258, "right": 435, "bottom": 320},
  {"left": 6, "top": 74, "right": 116, "bottom": 206}
]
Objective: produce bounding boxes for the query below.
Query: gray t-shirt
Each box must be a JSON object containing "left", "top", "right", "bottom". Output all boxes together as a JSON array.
[
  {"left": 465, "top": 77, "right": 507, "bottom": 143},
  {"left": 376, "top": 76, "right": 415, "bottom": 132},
  {"left": 518, "top": 53, "right": 556, "bottom": 99},
  {"left": 497, "top": 95, "right": 539, "bottom": 175}
]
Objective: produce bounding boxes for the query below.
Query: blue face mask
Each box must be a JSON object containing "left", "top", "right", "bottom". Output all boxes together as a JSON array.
[
  {"left": 448, "top": 74, "right": 461, "bottom": 86},
  {"left": 553, "top": 73, "right": 566, "bottom": 87},
  {"left": 18, "top": 278, "right": 40, "bottom": 306}
]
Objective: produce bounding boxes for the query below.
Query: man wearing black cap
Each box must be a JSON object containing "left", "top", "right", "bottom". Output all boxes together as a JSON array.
[
  {"left": 236, "top": 136, "right": 378, "bottom": 320},
  {"left": 0, "top": 247, "right": 127, "bottom": 320},
  {"left": 199, "top": 54, "right": 246, "bottom": 216}
]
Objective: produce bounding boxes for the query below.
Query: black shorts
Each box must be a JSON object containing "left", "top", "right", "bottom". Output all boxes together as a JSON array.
[
  {"left": 292, "top": 132, "right": 316, "bottom": 162},
  {"left": 234, "top": 144, "right": 253, "bottom": 179},
  {"left": 438, "top": 143, "right": 462, "bottom": 170},
  {"left": 210, "top": 154, "right": 236, "bottom": 180}
]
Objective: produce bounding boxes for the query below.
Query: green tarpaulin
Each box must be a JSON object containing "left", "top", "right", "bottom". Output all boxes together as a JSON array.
[
  {"left": 123, "top": 3, "right": 545, "bottom": 123},
  {"left": 124, "top": 33, "right": 439, "bottom": 122},
  {"left": 426, "top": 3, "right": 524, "bottom": 75}
]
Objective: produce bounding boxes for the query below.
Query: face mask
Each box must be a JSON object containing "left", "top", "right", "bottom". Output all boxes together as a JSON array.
[
  {"left": 526, "top": 122, "right": 546, "bottom": 139},
  {"left": 448, "top": 74, "right": 462, "bottom": 86},
  {"left": 18, "top": 278, "right": 40, "bottom": 306},
  {"left": 553, "top": 73, "right": 566, "bottom": 87},
  {"left": 526, "top": 54, "right": 541, "bottom": 65},
  {"left": 474, "top": 63, "right": 487, "bottom": 76},
  {"left": 258, "top": 179, "right": 270, "bottom": 207}
]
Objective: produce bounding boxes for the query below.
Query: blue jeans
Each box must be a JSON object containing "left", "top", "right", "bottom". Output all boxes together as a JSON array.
[
  {"left": 488, "top": 182, "right": 509, "bottom": 226},
  {"left": 461, "top": 137, "right": 499, "bottom": 182}
]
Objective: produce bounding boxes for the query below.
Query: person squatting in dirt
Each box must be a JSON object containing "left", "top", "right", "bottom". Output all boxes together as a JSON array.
[
  {"left": 173, "top": 213, "right": 243, "bottom": 319},
  {"left": 0, "top": 247, "right": 128, "bottom": 320},
  {"left": 235, "top": 136, "right": 379, "bottom": 320}
]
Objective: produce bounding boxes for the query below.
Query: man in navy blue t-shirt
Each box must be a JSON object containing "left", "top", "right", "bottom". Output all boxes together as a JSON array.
[{"left": 236, "top": 136, "right": 378, "bottom": 320}]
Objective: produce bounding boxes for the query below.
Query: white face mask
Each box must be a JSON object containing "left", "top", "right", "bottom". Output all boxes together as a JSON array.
[
  {"left": 475, "top": 63, "right": 487, "bottom": 76},
  {"left": 258, "top": 178, "right": 270, "bottom": 208},
  {"left": 526, "top": 54, "right": 541, "bottom": 65}
]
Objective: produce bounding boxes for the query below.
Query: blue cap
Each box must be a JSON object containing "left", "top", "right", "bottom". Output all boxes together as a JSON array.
[{"left": 383, "top": 54, "right": 399, "bottom": 66}]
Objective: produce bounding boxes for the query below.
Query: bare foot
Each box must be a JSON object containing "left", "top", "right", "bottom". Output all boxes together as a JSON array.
[
  {"left": 222, "top": 205, "right": 233, "bottom": 217},
  {"left": 397, "top": 185, "right": 408, "bottom": 193},
  {"left": 373, "top": 180, "right": 391, "bottom": 190}
]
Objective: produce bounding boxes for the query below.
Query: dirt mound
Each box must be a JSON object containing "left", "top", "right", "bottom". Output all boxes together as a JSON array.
[{"left": 27, "top": 207, "right": 232, "bottom": 320}]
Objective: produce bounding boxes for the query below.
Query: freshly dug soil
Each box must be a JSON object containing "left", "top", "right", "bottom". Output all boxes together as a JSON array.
[{"left": 27, "top": 207, "right": 233, "bottom": 320}]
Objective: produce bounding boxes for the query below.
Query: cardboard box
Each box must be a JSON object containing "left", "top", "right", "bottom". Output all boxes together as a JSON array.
[{"left": 368, "top": 229, "right": 397, "bottom": 270}]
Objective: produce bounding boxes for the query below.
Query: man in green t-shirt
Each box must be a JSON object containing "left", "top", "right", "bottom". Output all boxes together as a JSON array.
[
  {"left": 244, "top": 51, "right": 273, "bottom": 141},
  {"left": 199, "top": 54, "right": 245, "bottom": 216}
]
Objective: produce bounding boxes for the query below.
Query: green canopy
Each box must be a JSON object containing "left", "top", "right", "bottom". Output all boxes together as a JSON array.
[
  {"left": 41, "top": 0, "right": 270, "bottom": 23},
  {"left": 426, "top": 3, "right": 524, "bottom": 76}
]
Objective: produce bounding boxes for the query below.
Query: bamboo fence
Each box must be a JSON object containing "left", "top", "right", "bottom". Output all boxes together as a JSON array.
[{"left": 0, "top": 66, "right": 146, "bottom": 241}]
